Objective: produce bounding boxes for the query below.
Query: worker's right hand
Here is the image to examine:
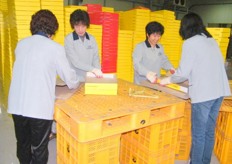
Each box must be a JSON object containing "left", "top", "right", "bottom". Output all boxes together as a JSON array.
[
  {"left": 146, "top": 72, "right": 157, "bottom": 83},
  {"left": 92, "top": 68, "right": 103, "bottom": 78}
]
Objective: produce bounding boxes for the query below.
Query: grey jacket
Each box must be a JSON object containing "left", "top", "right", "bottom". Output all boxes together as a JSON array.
[
  {"left": 171, "top": 34, "right": 231, "bottom": 103},
  {"left": 64, "top": 32, "right": 101, "bottom": 82},
  {"left": 133, "top": 40, "right": 173, "bottom": 84}
]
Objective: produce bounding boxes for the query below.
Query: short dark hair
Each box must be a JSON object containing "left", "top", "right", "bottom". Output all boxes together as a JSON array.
[
  {"left": 30, "top": 9, "right": 58, "bottom": 35},
  {"left": 70, "top": 9, "right": 90, "bottom": 29},
  {"left": 179, "top": 12, "right": 212, "bottom": 40},
  {"left": 145, "top": 21, "right": 164, "bottom": 37}
]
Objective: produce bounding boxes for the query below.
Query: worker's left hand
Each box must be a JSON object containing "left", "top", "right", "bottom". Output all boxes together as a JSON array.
[{"left": 160, "top": 77, "right": 171, "bottom": 86}]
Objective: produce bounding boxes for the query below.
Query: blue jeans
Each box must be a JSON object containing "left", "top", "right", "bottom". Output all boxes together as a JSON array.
[{"left": 190, "top": 97, "right": 223, "bottom": 164}]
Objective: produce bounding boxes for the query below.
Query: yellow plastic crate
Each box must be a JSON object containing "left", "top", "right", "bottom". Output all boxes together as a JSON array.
[
  {"left": 220, "top": 99, "right": 232, "bottom": 112},
  {"left": 57, "top": 123, "right": 120, "bottom": 164},
  {"left": 179, "top": 101, "right": 191, "bottom": 134},
  {"left": 55, "top": 80, "right": 185, "bottom": 142},
  {"left": 121, "top": 118, "right": 181, "bottom": 152},
  {"left": 175, "top": 101, "right": 191, "bottom": 160},
  {"left": 175, "top": 134, "right": 191, "bottom": 160},
  {"left": 214, "top": 130, "right": 232, "bottom": 164},
  {"left": 216, "top": 111, "right": 232, "bottom": 138},
  {"left": 120, "top": 135, "right": 176, "bottom": 164}
]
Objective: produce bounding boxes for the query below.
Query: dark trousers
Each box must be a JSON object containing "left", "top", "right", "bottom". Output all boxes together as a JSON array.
[{"left": 12, "top": 114, "right": 53, "bottom": 164}]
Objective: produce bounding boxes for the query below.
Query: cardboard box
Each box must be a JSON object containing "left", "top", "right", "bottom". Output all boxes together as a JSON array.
[{"left": 85, "top": 73, "right": 118, "bottom": 95}]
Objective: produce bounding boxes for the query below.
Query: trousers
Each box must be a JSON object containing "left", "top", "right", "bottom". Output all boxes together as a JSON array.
[
  {"left": 190, "top": 97, "right": 223, "bottom": 164},
  {"left": 12, "top": 114, "right": 53, "bottom": 164}
]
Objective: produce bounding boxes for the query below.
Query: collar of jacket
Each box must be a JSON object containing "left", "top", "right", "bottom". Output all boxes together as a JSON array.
[
  {"left": 35, "top": 31, "right": 48, "bottom": 38},
  {"left": 145, "top": 39, "right": 160, "bottom": 48},
  {"left": 72, "top": 32, "right": 90, "bottom": 40}
]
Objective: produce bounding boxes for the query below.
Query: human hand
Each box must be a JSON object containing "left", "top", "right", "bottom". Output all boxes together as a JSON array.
[
  {"left": 160, "top": 77, "right": 171, "bottom": 86},
  {"left": 146, "top": 72, "right": 157, "bottom": 83},
  {"left": 92, "top": 68, "right": 103, "bottom": 78},
  {"left": 170, "top": 68, "right": 175, "bottom": 74}
]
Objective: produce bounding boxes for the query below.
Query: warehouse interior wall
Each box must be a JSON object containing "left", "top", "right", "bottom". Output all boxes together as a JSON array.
[
  {"left": 63, "top": 0, "right": 232, "bottom": 26},
  {"left": 64, "top": 0, "right": 137, "bottom": 11},
  {"left": 190, "top": 4, "right": 232, "bottom": 26},
  {"left": 64, "top": 0, "right": 166, "bottom": 11}
]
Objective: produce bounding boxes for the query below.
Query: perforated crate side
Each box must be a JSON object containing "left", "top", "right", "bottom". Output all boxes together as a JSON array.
[
  {"left": 120, "top": 135, "right": 175, "bottom": 164},
  {"left": 175, "top": 134, "right": 191, "bottom": 160},
  {"left": 121, "top": 118, "right": 181, "bottom": 152},
  {"left": 57, "top": 123, "right": 120, "bottom": 164},
  {"left": 214, "top": 130, "right": 232, "bottom": 164},
  {"left": 216, "top": 111, "right": 232, "bottom": 138},
  {"left": 219, "top": 99, "right": 232, "bottom": 112}
]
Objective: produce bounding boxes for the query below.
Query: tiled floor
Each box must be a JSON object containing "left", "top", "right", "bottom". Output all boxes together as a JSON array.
[{"left": 0, "top": 107, "right": 219, "bottom": 164}]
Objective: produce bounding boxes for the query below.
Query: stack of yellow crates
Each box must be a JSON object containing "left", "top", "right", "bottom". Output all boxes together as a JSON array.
[
  {"left": 207, "top": 27, "right": 230, "bottom": 61},
  {"left": 87, "top": 24, "right": 103, "bottom": 64},
  {"left": 55, "top": 79, "right": 185, "bottom": 163},
  {"left": 118, "top": 9, "right": 150, "bottom": 83},
  {"left": 175, "top": 101, "right": 191, "bottom": 160},
  {"left": 214, "top": 99, "right": 232, "bottom": 164},
  {"left": 41, "top": 0, "right": 64, "bottom": 45},
  {"left": 0, "top": 11, "right": 4, "bottom": 105},
  {"left": 3, "top": 0, "right": 40, "bottom": 108},
  {"left": 0, "top": 10, "right": 8, "bottom": 108},
  {"left": 151, "top": 10, "right": 183, "bottom": 71},
  {"left": 119, "top": 9, "right": 150, "bottom": 47},
  {"left": 102, "top": 6, "right": 114, "bottom": 13},
  {"left": 121, "top": 118, "right": 183, "bottom": 164},
  {"left": 0, "top": 0, "right": 8, "bottom": 12},
  {"left": 117, "top": 30, "right": 133, "bottom": 82}
]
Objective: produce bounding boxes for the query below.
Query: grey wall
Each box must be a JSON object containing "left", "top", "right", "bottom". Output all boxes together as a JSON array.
[
  {"left": 190, "top": 4, "right": 232, "bottom": 26},
  {"left": 63, "top": 0, "right": 232, "bottom": 27},
  {"left": 64, "top": 0, "right": 144, "bottom": 11}
]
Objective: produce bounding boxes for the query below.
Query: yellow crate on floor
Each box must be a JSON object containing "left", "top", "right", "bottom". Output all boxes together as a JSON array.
[
  {"left": 57, "top": 123, "right": 120, "bottom": 164},
  {"left": 175, "top": 101, "right": 191, "bottom": 160},
  {"left": 214, "top": 130, "right": 232, "bottom": 164},
  {"left": 175, "top": 134, "right": 191, "bottom": 160},
  {"left": 220, "top": 99, "right": 232, "bottom": 111},
  {"left": 120, "top": 135, "right": 176, "bottom": 164},
  {"left": 121, "top": 118, "right": 181, "bottom": 152},
  {"left": 216, "top": 111, "right": 232, "bottom": 138}
]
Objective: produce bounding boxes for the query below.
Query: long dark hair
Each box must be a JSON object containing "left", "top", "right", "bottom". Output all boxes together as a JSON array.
[
  {"left": 30, "top": 9, "right": 58, "bottom": 35},
  {"left": 179, "top": 12, "right": 212, "bottom": 40}
]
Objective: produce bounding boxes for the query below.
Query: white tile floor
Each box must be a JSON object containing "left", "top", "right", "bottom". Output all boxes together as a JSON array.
[{"left": 0, "top": 107, "right": 219, "bottom": 164}]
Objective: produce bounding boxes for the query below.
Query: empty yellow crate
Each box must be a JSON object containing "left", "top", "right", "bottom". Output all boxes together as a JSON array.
[
  {"left": 175, "top": 101, "right": 191, "bottom": 160},
  {"left": 175, "top": 134, "right": 191, "bottom": 160},
  {"left": 121, "top": 118, "right": 181, "bottom": 152},
  {"left": 216, "top": 111, "right": 232, "bottom": 138},
  {"left": 214, "top": 130, "right": 232, "bottom": 164},
  {"left": 120, "top": 135, "right": 176, "bottom": 164},
  {"left": 57, "top": 123, "right": 120, "bottom": 164}
]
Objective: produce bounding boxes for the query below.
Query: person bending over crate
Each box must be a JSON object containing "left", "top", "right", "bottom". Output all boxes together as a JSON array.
[
  {"left": 160, "top": 13, "right": 231, "bottom": 164},
  {"left": 8, "top": 9, "right": 79, "bottom": 163}
]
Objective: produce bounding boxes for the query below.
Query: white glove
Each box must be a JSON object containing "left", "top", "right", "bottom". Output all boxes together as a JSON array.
[
  {"left": 146, "top": 72, "right": 157, "bottom": 83},
  {"left": 160, "top": 76, "right": 171, "bottom": 86},
  {"left": 92, "top": 68, "right": 103, "bottom": 78}
]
